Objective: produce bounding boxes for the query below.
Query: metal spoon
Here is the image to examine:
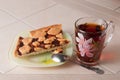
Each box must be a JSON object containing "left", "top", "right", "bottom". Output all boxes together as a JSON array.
[{"left": 52, "top": 53, "right": 104, "bottom": 74}]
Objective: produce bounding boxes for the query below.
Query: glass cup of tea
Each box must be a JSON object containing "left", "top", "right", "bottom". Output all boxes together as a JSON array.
[{"left": 75, "top": 17, "right": 115, "bottom": 66}]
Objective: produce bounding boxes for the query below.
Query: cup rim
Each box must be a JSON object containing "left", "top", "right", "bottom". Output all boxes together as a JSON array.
[{"left": 75, "top": 17, "right": 108, "bottom": 34}]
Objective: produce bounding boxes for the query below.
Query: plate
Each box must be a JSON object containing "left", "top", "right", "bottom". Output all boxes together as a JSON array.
[{"left": 9, "top": 31, "right": 73, "bottom": 67}]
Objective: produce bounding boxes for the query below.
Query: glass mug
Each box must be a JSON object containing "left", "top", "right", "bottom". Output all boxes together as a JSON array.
[{"left": 75, "top": 17, "right": 115, "bottom": 66}]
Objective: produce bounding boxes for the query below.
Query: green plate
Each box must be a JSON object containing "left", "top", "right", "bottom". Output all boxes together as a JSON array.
[{"left": 9, "top": 31, "right": 73, "bottom": 67}]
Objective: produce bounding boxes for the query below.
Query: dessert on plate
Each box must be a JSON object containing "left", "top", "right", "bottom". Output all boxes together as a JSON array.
[{"left": 14, "top": 24, "right": 70, "bottom": 57}]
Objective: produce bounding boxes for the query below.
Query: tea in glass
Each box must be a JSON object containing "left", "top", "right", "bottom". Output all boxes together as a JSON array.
[{"left": 75, "top": 17, "right": 114, "bottom": 66}]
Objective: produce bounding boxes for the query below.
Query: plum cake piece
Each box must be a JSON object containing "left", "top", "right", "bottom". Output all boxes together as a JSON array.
[{"left": 14, "top": 24, "right": 70, "bottom": 57}]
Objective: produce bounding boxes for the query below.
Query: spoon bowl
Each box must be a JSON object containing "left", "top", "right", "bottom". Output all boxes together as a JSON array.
[{"left": 52, "top": 53, "right": 69, "bottom": 63}]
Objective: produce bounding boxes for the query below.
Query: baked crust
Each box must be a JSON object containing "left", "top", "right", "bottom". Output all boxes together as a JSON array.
[
  {"left": 14, "top": 24, "right": 70, "bottom": 57},
  {"left": 30, "top": 24, "right": 62, "bottom": 38}
]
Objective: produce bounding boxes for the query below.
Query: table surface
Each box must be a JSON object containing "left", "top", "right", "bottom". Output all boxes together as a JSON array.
[{"left": 0, "top": 0, "right": 120, "bottom": 80}]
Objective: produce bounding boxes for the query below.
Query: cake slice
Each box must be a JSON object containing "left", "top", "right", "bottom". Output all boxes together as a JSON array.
[{"left": 14, "top": 24, "right": 70, "bottom": 57}]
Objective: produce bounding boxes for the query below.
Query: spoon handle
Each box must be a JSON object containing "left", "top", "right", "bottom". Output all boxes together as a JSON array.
[
  {"left": 70, "top": 52, "right": 104, "bottom": 74},
  {"left": 80, "top": 63, "right": 104, "bottom": 74},
  {"left": 69, "top": 59, "right": 104, "bottom": 74}
]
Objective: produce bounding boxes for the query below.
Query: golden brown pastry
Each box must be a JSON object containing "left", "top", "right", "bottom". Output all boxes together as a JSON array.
[{"left": 14, "top": 24, "right": 70, "bottom": 57}]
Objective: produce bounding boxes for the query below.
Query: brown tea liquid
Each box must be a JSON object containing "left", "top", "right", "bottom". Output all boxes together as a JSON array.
[
  {"left": 77, "top": 23, "right": 105, "bottom": 41},
  {"left": 75, "top": 23, "right": 106, "bottom": 64}
]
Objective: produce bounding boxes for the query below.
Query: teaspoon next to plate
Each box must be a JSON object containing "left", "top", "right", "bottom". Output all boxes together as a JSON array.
[{"left": 52, "top": 53, "right": 104, "bottom": 74}]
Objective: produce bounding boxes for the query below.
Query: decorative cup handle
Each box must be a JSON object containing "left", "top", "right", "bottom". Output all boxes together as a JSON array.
[{"left": 104, "top": 21, "right": 115, "bottom": 47}]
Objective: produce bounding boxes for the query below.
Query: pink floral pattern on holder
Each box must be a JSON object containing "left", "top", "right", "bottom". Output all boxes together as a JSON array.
[{"left": 76, "top": 33, "right": 95, "bottom": 57}]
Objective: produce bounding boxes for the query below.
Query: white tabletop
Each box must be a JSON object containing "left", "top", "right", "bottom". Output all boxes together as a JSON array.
[{"left": 0, "top": 0, "right": 120, "bottom": 79}]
